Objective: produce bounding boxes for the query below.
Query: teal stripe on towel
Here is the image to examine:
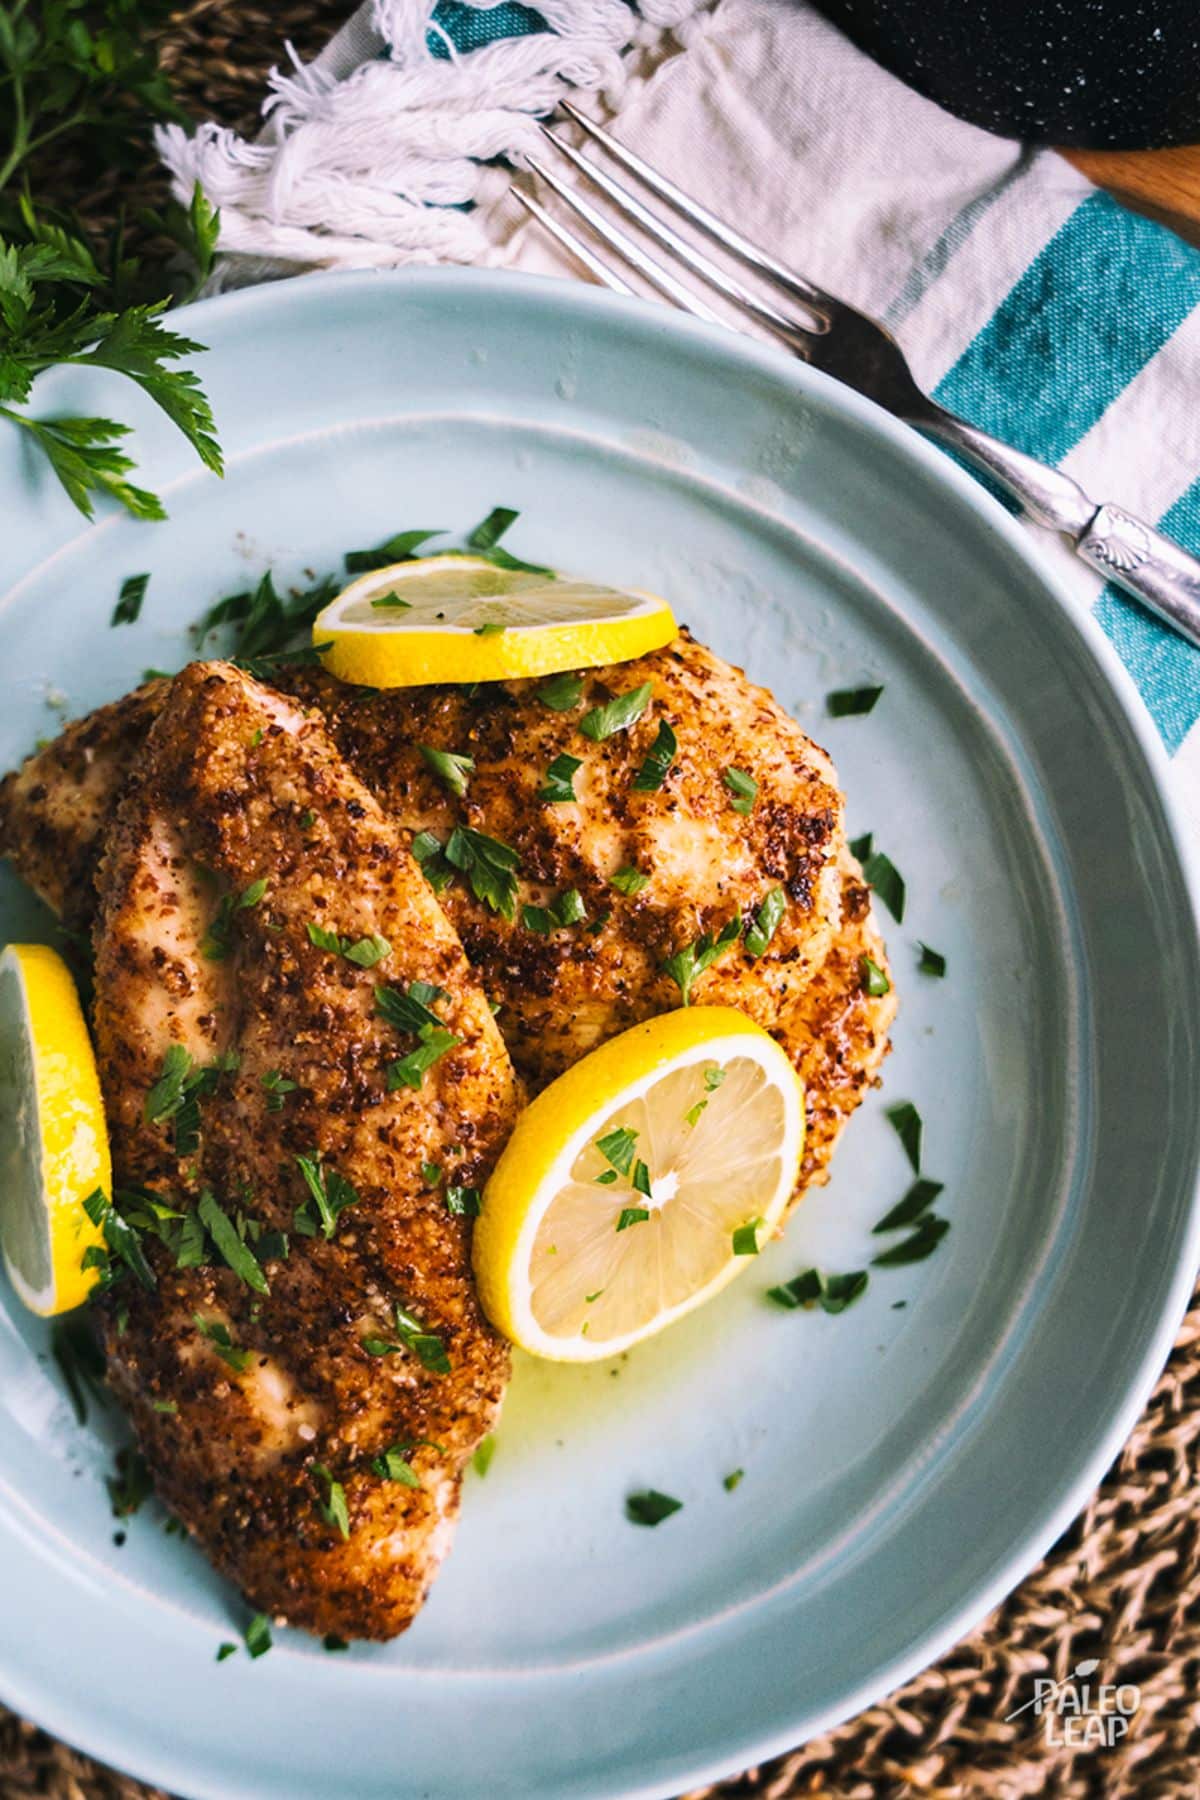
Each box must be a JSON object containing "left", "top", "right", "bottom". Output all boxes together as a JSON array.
[
  {"left": 934, "top": 190, "right": 1200, "bottom": 463},
  {"left": 1094, "top": 477, "right": 1200, "bottom": 755},
  {"left": 934, "top": 188, "right": 1200, "bottom": 751}
]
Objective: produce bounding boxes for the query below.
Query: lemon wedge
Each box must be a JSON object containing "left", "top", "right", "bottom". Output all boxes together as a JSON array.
[
  {"left": 312, "top": 554, "right": 677, "bottom": 687},
  {"left": 474, "top": 1007, "right": 804, "bottom": 1361},
  {"left": 0, "top": 944, "right": 110, "bottom": 1316}
]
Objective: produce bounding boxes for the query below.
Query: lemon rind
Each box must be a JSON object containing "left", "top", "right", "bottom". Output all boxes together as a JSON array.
[{"left": 0, "top": 944, "right": 110, "bottom": 1317}]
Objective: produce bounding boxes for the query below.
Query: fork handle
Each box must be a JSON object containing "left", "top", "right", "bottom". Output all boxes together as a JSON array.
[{"left": 920, "top": 406, "right": 1200, "bottom": 653}]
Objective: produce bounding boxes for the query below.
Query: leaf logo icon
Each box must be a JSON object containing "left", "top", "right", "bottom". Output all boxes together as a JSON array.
[{"left": 1074, "top": 1659, "right": 1100, "bottom": 1678}]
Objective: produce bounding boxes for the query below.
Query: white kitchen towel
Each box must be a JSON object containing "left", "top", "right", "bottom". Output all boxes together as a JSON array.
[{"left": 160, "top": 0, "right": 1200, "bottom": 829}]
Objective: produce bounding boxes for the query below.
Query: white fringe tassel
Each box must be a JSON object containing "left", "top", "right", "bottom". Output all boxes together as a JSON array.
[{"left": 156, "top": 0, "right": 708, "bottom": 284}]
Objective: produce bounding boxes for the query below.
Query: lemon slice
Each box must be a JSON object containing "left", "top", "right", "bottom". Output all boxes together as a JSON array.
[
  {"left": 474, "top": 1007, "right": 804, "bottom": 1361},
  {"left": 312, "top": 554, "right": 677, "bottom": 687},
  {"left": 0, "top": 944, "right": 110, "bottom": 1316}
]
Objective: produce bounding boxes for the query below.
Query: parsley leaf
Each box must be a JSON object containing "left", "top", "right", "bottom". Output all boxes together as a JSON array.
[
  {"left": 609, "top": 865, "right": 650, "bottom": 897},
  {"left": 885, "top": 1101, "right": 923, "bottom": 1172},
  {"left": 860, "top": 954, "right": 891, "bottom": 996},
  {"left": 202, "top": 878, "right": 267, "bottom": 961},
  {"left": 375, "top": 980, "right": 449, "bottom": 1035},
  {"left": 536, "top": 672, "right": 584, "bottom": 711},
  {"left": 579, "top": 682, "right": 653, "bottom": 742},
  {"left": 192, "top": 1313, "right": 252, "bottom": 1372},
  {"left": 918, "top": 942, "right": 947, "bottom": 977},
  {"left": 387, "top": 1023, "right": 460, "bottom": 1092},
  {"left": 626, "top": 1490, "right": 682, "bottom": 1526},
  {"left": 537, "top": 751, "right": 583, "bottom": 804},
  {"left": 723, "top": 767, "right": 758, "bottom": 814},
  {"left": 745, "top": 888, "right": 786, "bottom": 959},
  {"left": 294, "top": 1153, "right": 360, "bottom": 1240},
  {"left": 111, "top": 572, "right": 148, "bottom": 626},
  {"left": 444, "top": 825, "right": 521, "bottom": 919},
  {"left": 344, "top": 527, "right": 444, "bottom": 573},
  {"left": 826, "top": 685, "right": 883, "bottom": 717},
  {"left": 862, "top": 849, "right": 906, "bottom": 923},
  {"left": 632, "top": 720, "right": 677, "bottom": 792},
  {"left": 871, "top": 1216, "right": 950, "bottom": 1266},
  {"left": 197, "top": 1189, "right": 268, "bottom": 1295},
  {"left": 873, "top": 1179, "right": 944, "bottom": 1234},
  {"left": 420, "top": 745, "right": 474, "bottom": 799},
  {"left": 363, "top": 1301, "right": 451, "bottom": 1375},
  {"left": 662, "top": 916, "right": 742, "bottom": 1005},
  {"left": 312, "top": 1463, "right": 351, "bottom": 1540}
]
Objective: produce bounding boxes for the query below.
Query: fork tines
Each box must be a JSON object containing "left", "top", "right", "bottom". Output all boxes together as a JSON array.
[{"left": 518, "top": 104, "right": 829, "bottom": 341}]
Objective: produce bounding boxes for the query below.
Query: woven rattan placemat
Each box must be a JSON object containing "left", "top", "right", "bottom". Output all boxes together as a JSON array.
[{"left": 3, "top": 7, "right": 1199, "bottom": 1794}]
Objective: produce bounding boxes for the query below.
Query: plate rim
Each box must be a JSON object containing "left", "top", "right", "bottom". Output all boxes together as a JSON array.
[{"left": 2, "top": 264, "right": 1199, "bottom": 1800}]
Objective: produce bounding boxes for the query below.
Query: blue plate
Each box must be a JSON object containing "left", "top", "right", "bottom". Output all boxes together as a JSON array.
[{"left": 1, "top": 270, "right": 1198, "bottom": 1800}]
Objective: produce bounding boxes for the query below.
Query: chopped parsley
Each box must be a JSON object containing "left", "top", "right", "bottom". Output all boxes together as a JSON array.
[
  {"left": 324, "top": 1635, "right": 350, "bottom": 1652},
  {"left": 369, "top": 590, "right": 412, "bottom": 611},
  {"left": 445, "top": 825, "right": 521, "bottom": 919},
  {"left": 663, "top": 916, "right": 742, "bottom": 1005},
  {"left": 261, "top": 1069, "right": 297, "bottom": 1112},
  {"left": 344, "top": 527, "right": 445, "bottom": 573},
  {"left": 745, "top": 888, "right": 786, "bottom": 959},
  {"left": 631, "top": 720, "right": 677, "bottom": 792},
  {"left": 705, "top": 1067, "right": 726, "bottom": 1092},
  {"left": 192, "top": 1313, "right": 252, "bottom": 1372},
  {"left": 767, "top": 1267, "right": 867, "bottom": 1313},
  {"left": 862, "top": 849, "right": 905, "bottom": 923},
  {"left": 860, "top": 954, "right": 891, "bottom": 997},
  {"left": 375, "top": 979, "right": 450, "bottom": 1035},
  {"left": 445, "top": 1185, "right": 481, "bottom": 1217},
  {"left": 51, "top": 1317, "right": 107, "bottom": 1425},
  {"left": 597, "top": 1126, "right": 638, "bottom": 1176},
  {"left": 826, "top": 685, "right": 883, "bottom": 717},
  {"left": 244, "top": 1613, "right": 272, "bottom": 1659},
  {"left": 144, "top": 1043, "right": 194, "bottom": 1124},
  {"left": 723, "top": 766, "right": 758, "bottom": 815},
  {"left": 370, "top": 1444, "right": 423, "bottom": 1486},
  {"left": 312, "top": 1464, "right": 351, "bottom": 1540},
  {"left": 871, "top": 1216, "right": 949, "bottom": 1267},
  {"left": 537, "top": 751, "right": 583, "bottom": 804},
  {"left": 522, "top": 888, "right": 587, "bottom": 935},
  {"left": 410, "top": 830, "right": 456, "bottom": 894},
  {"left": 387, "top": 1024, "right": 461, "bottom": 1091},
  {"left": 216, "top": 1642, "right": 238, "bottom": 1662},
  {"left": 472, "top": 1434, "right": 497, "bottom": 1477},
  {"left": 609, "top": 865, "right": 650, "bottom": 897},
  {"left": 197, "top": 1189, "right": 269, "bottom": 1295},
  {"left": 873, "top": 1179, "right": 944, "bottom": 1234},
  {"left": 849, "top": 831, "right": 873, "bottom": 861},
  {"left": 683, "top": 1101, "right": 706, "bottom": 1127},
  {"left": 536, "top": 671, "right": 584, "bottom": 711},
  {"left": 294, "top": 1153, "right": 361, "bottom": 1240},
  {"left": 107, "top": 1447, "right": 153, "bottom": 1517},
  {"left": 465, "top": 506, "right": 553, "bottom": 575},
  {"left": 616, "top": 1206, "right": 650, "bottom": 1231},
  {"left": 731, "top": 1218, "right": 763, "bottom": 1256},
  {"left": 82, "top": 1188, "right": 156, "bottom": 1291},
  {"left": 420, "top": 745, "right": 475, "bottom": 798},
  {"left": 111, "top": 572, "right": 149, "bottom": 626},
  {"left": 626, "top": 1490, "right": 682, "bottom": 1526},
  {"left": 473, "top": 618, "right": 506, "bottom": 637},
  {"left": 306, "top": 922, "right": 391, "bottom": 968},
  {"left": 723, "top": 1468, "right": 744, "bottom": 1492},
  {"left": 363, "top": 1301, "right": 451, "bottom": 1375},
  {"left": 421, "top": 1161, "right": 443, "bottom": 1187},
  {"left": 202, "top": 878, "right": 268, "bottom": 961},
  {"left": 918, "top": 942, "right": 947, "bottom": 977},
  {"left": 595, "top": 1170, "right": 619, "bottom": 1185},
  {"left": 579, "top": 681, "right": 653, "bottom": 742},
  {"left": 885, "top": 1101, "right": 923, "bottom": 1172}
]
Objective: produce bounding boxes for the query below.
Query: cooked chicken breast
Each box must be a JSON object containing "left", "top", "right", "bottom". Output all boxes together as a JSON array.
[
  {"left": 0, "top": 680, "right": 163, "bottom": 929},
  {"left": 0, "top": 634, "right": 893, "bottom": 1197},
  {"left": 281, "top": 633, "right": 849, "bottom": 1101},
  {"left": 91, "top": 662, "right": 518, "bottom": 1639}
]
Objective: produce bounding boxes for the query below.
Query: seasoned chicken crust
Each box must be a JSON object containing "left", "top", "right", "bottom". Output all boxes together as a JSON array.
[
  {"left": 0, "top": 634, "right": 894, "bottom": 1197},
  {"left": 92, "top": 662, "right": 518, "bottom": 1639}
]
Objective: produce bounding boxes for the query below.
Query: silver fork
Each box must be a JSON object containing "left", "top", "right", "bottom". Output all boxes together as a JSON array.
[{"left": 515, "top": 104, "right": 1200, "bottom": 653}]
